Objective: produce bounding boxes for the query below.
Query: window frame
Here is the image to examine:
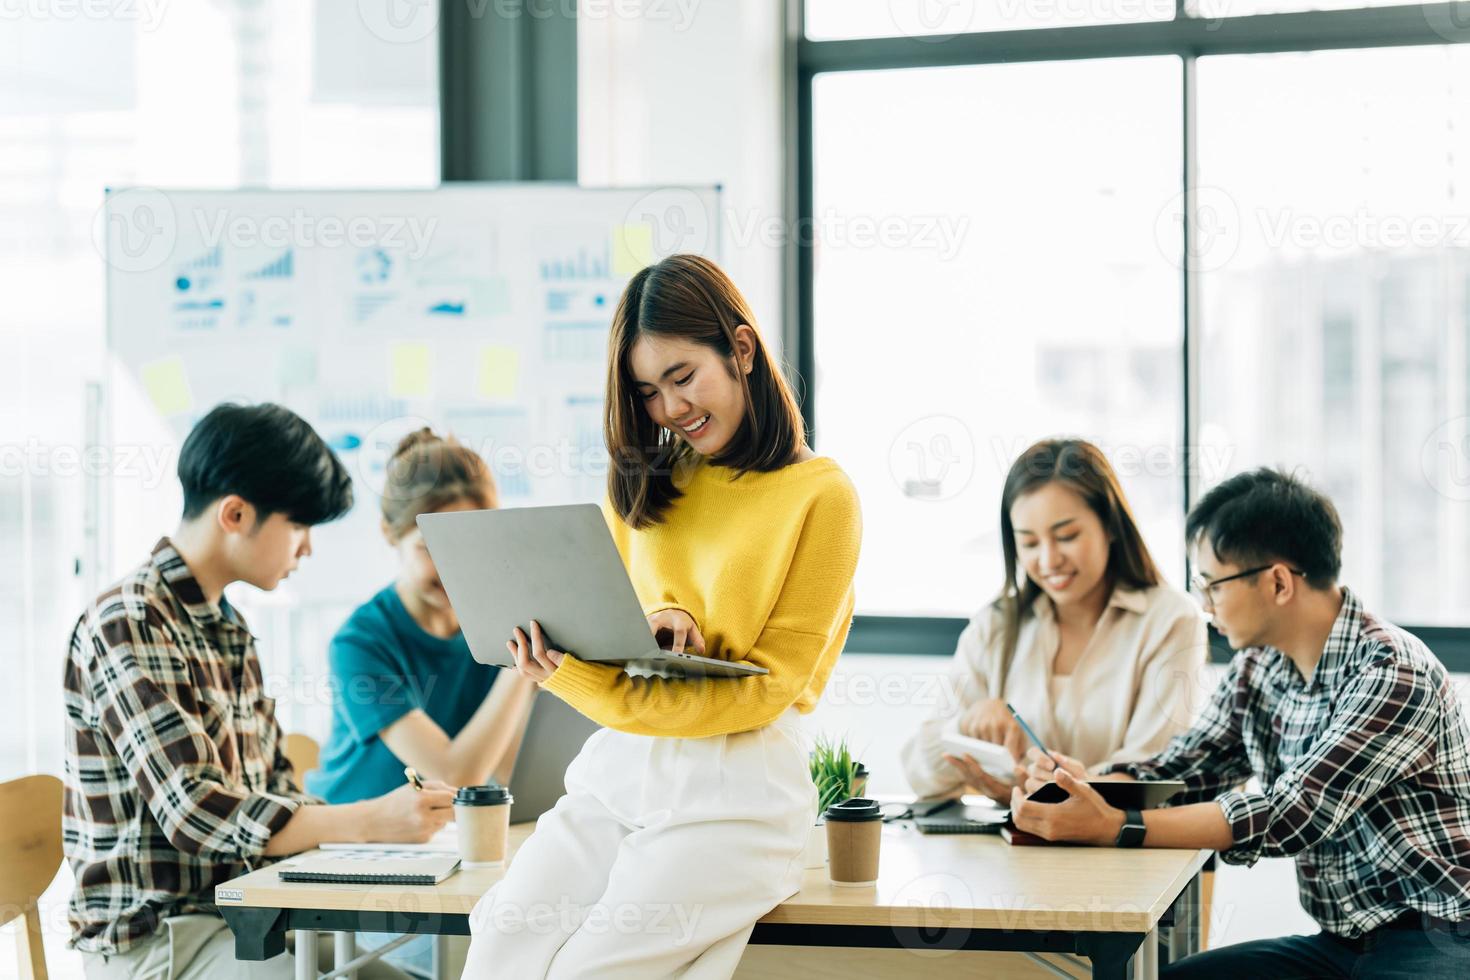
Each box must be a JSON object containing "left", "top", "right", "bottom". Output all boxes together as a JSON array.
[{"left": 788, "top": 2, "right": 1470, "bottom": 669}]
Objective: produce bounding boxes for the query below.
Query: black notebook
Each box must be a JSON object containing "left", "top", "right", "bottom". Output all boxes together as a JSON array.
[
  {"left": 914, "top": 801, "right": 1010, "bottom": 835},
  {"left": 277, "top": 852, "right": 462, "bottom": 886}
]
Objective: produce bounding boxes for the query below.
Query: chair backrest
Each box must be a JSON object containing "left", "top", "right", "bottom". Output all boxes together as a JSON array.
[
  {"left": 284, "top": 733, "right": 320, "bottom": 785},
  {"left": 0, "top": 773, "right": 64, "bottom": 980}
]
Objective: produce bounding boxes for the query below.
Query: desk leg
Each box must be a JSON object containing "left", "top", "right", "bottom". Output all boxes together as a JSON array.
[
  {"left": 219, "top": 906, "right": 288, "bottom": 961},
  {"left": 1137, "top": 927, "right": 1159, "bottom": 980},
  {"left": 433, "top": 933, "right": 450, "bottom": 980},
  {"left": 1079, "top": 933, "right": 1140, "bottom": 980},
  {"left": 335, "top": 931, "right": 357, "bottom": 980},
  {"left": 1168, "top": 872, "right": 1203, "bottom": 963},
  {"left": 296, "top": 929, "right": 319, "bottom": 980}
]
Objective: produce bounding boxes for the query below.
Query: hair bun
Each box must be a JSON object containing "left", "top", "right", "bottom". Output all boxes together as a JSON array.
[{"left": 391, "top": 427, "right": 442, "bottom": 460}]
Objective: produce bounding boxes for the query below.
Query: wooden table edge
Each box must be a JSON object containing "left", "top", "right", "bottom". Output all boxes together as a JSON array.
[{"left": 215, "top": 847, "right": 1214, "bottom": 938}]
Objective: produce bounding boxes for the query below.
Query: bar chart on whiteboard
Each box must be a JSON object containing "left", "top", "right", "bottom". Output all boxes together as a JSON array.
[{"left": 103, "top": 183, "right": 721, "bottom": 602}]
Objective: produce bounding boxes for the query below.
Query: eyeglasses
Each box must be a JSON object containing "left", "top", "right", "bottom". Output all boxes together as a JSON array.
[{"left": 1190, "top": 564, "right": 1305, "bottom": 603}]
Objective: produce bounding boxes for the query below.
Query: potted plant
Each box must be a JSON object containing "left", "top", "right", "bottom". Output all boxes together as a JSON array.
[{"left": 805, "top": 735, "right": 868, "bottom": 869}]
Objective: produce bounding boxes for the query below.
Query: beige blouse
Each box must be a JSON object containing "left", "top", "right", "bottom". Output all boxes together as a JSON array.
[{"left": 901, "top": 584, "right": 1209, "bottom": 799}]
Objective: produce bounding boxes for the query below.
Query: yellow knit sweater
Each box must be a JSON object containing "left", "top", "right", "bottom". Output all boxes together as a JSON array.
[{"left": 541, "top": 456, "right": 862, "bottom": 738}]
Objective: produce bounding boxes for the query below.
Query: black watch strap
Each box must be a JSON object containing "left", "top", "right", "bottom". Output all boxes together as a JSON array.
[{"left": 1115, "top": 808, "right": 1147, "bottom": 848}]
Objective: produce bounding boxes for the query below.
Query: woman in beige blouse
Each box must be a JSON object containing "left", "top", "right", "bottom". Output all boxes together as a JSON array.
[{"left": 902, "top": 438, "right": 1207, "bottom": 803}]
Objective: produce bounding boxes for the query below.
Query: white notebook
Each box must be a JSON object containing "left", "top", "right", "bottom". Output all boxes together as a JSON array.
[{"left": 276, "top": 851, "right": 461, "bottom": 885}]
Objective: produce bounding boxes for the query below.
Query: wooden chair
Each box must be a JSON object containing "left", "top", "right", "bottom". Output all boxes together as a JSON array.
[
  {"left": 1, "top": 774, "right": 63, "bottom": 980},
  {"left": 284, "top": 733, "right": 321, "bottom": 788}
]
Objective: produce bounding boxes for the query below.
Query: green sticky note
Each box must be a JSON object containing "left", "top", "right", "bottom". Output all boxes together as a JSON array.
[
  {"left": 390, "top": 343, "right": 432, "bottom": 398},
  {"left": 477, "top": 346, "right": 519, "bottom": 399},
  {"left": 612, "top": 224, "right": 654, "bottom": 276},
  {"left": 141, "top": 356, "right": 194, "bottom": 417}
]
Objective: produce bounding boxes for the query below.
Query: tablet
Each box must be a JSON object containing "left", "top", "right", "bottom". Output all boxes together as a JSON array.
[
  {"left": 940, "top": 731, "right": 1018, "bottom": 781},
  {"left": 1025, "top": 779, "right": 1185, "bottom": 810}
]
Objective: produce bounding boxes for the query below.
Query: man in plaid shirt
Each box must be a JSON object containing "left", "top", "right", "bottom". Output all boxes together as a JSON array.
[
  {"left": 65, "top": 404, "right": 456, "bottom": 980},
  {"left": 1012, "top": 468, "right": 1470, "bottom": 976}
]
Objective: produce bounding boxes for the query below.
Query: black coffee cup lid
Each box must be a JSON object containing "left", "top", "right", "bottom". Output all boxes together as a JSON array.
[
  {"left": 824, "top": 797, "right": 881, "bottom": 822},
  {"left": 454, "top": 784, "right": 513, "bottom": 805}
]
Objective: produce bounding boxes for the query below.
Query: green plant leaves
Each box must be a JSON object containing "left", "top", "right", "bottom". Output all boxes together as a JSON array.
[{"left": 809, "top": 734, "right": 860, "bottom": 816}]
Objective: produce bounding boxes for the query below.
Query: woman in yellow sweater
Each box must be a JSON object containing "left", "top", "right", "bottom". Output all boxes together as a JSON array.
[{"left": 461, "top": 254, "right": 862, "bottom": 979}]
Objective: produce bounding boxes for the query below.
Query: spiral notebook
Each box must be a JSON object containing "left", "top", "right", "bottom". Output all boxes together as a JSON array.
[{"left": 277, "top": 851, "right": 462, "bottom": 885}]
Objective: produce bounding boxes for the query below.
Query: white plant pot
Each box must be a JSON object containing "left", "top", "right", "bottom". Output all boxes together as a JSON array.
[{"left": 802, "top": 821, "right": 828, "bottom": 870}]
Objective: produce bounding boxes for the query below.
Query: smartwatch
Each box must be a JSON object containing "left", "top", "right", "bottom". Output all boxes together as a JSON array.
[{"left": 1115, "top": 808, "right": 1147, "bottom": 848}]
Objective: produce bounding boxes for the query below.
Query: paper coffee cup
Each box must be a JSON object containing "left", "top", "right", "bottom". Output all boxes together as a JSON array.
[
  {"left": 824, "top": 798, "right": 881, "bottom": 887},
  {"left": 453, "top": 784, "right": 513, "bottom": 869}
]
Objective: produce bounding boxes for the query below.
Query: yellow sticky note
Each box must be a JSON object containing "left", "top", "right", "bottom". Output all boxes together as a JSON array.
[
  {"left": 612, "top": 224, "right": 654, "bottom": 276},
  {"left": 141, "top": 356, "right": 194, "bottom": 417},
  {"left": 477, "top": 346, "right": 519, "bottom": 399},
  {"left": 390, "top": 343, "right": 432, "bottom": 398}
]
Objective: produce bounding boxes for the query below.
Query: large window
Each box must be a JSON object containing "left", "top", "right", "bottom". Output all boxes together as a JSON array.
[
  {"left": 802, "top": 3, "right": 1470, "bottom": 640},
  {"left": 0, "top": 1, "right": 437, "bottom": 782},
  {"left": 805, "top": 0, "right": 1173, "bottom": 39},
  {"left": 1196, "top": 46, "right": 1470, "bottom": 626},
  {"left": 813, "top": 58, "right": 1184, "bottom": 616}
]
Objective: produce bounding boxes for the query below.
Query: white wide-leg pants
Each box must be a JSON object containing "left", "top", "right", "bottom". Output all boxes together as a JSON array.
[{"left": 461, "top": 708, "right": 814, "bottom": 979}]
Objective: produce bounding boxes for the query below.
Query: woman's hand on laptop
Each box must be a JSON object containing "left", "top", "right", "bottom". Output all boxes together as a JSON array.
[
  {"left": 507, "top": 620, "right": 566, "bottom": 683},
  {"left": 646, "top": 608, "right": 706, "bottom": 655}
]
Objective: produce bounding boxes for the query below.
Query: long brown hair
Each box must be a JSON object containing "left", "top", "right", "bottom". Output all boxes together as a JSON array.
[
  {"left": 994, "top": 439, "right": 1162, "bottom": 689},
  {"left": 380, "top": 428, "right": 497, "bottom": 540},
  {"left": 604, "top": 254, "right": 806, "bottom": 528}
]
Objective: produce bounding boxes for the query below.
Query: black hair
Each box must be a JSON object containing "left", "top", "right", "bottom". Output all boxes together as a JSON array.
[
  {"left": 178, "top": 403, "right": 354, "bottom": 526},
  {"left": 1185, "top": 467, "right": 1342, "bottom": 589}
]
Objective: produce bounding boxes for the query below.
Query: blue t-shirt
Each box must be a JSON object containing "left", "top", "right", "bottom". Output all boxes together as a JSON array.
[{"left": 308, "top": 585, "right": 499, "bottom": 804}]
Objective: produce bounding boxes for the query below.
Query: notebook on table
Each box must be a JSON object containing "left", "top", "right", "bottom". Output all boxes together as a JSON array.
[
  {"left": 276, "top": 851, "right": 461, "bottom": 885},
  {"left": 914, "top": 800, "right": 1010, "bottom": 835}
]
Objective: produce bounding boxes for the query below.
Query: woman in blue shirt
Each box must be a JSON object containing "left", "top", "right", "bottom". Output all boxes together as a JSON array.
[
  {"left": 309, "top": 428, "right": 535, "bottom": 976},
  {"left": 311, "top": 428, "right": 535, "bottom": 802}
]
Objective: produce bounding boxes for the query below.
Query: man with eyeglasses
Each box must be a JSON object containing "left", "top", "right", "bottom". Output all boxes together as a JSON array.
[{"left": 1011, "top": 467, "right": 1470, "bottom": 977}]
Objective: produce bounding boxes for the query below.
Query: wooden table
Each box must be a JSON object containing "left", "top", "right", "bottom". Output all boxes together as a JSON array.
[{"left": 217, "top": 822, "right": 1211, "bottom": 979}]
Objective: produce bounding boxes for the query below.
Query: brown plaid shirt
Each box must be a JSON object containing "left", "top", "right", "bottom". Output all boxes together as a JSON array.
[
  {"left": 1108, "top": 587, "right": 1470, "bottom": 937},
  {"left": 62, "top": 538, "right": 318, "bottom": 954}
]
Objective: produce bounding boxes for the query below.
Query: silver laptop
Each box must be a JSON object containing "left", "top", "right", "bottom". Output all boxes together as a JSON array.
[{"left": 416, "top": 504, "right": 768, "bottom": 679}]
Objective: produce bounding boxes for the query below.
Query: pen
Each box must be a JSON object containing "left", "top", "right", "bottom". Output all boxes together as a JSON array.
[
  {"left": 1005, "top": 703, "right": 1059, "bottom": 764},
  {"left": 404, "top": 766, "right": 424, "bottom": 792}
]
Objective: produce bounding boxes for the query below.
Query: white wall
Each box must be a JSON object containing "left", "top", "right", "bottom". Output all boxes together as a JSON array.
[{"left": 577, "top": 0, "right": 788, "bottom": 356}]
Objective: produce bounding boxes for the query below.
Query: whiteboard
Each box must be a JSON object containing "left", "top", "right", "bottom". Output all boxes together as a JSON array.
[{"left": 103, "top": 183, "right": 722, "bottom": 607}]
